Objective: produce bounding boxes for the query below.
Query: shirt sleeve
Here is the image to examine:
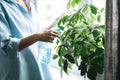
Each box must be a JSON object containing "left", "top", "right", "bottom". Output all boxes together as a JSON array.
[{"left": 0, "top": 5, "right": 20, "bottom": 56}]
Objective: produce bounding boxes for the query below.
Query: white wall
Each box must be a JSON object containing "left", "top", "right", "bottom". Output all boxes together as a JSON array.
[{"left": 37, "top": 0, "right": 68, "bottom": 29}]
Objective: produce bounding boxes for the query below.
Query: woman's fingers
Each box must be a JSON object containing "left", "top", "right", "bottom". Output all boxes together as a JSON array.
[
  {"left": 51, "top": 31, "right": 60, "bottom": 37},
  {"left": 47, "top": 30, "right": 60, "bottom": 43},
  {"left": 37, "top": 30, "right": 60, "bottom": 43}
]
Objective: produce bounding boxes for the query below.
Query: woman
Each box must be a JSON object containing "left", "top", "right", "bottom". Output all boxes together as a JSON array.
[{"left": 0, "top": 0, "right": 60, "bottom": 80}]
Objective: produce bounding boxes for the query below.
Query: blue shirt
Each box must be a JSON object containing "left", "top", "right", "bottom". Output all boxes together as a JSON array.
[{"left": 0, "top": 0, "right": 51, "bottom": 80}]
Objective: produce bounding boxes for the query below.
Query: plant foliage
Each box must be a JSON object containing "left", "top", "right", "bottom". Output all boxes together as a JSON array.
[{"left": 53, "top": 0, "right": 105, "bottom": 80}]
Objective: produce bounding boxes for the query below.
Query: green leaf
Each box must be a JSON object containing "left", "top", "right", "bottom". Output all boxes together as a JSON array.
[
  {"left": 83, "top": 21, "right": 89, "bottom": 25},
  {"left": 90, "top": 13, "right": 96, "bottom": 20},
  {"left": 95, "top": 25, "right": 105, "bottom": 31},
  {"left": 76, "top": 41, "right": 85, "bottom": 45},
  {"left": 63, "top": 59, "right": 68, "bottom": 73},
  {"left": 102, "top": 37, "right": 105, "bottom": 46},
  {"left": 97, "top": 15, "right": 101, "bottom": 22},
  {"left": 62, "top": 16, "right": 67, "bottom": 25},
  {"left": 58, "top": 46, "right": 62, "bottom": 56},
  {"left": 60, "top": 46, "right": 68, "bottom": 56},
  {"left": 87, "top": 66, "right": 97, "bottom": 80},
  {"left": 96, "top": 37, "right": 101, "bottom": 44},
  {"left": 75, "top": 0, "right": 79, "bottom": 4},
  {"left": 82, "top": 4, "right": 89, "bottom": 13},
  {"left": 79, "top": 0, "right": 82, "bottom": 3},
  {"left": 68, "top": 63, "right": 72, "bottom": 69},
  {"left": 91, "top": 60, "right": 104, "bottom": 74},
  {"left": 74, "top": 44, "right": 81, "bottom": 57},
  {"left": 95, "top": 48, "right": 104, "bottom": 54},
  {"left": 71, "top": 0, "right": 76, "bottom": 8},
  {"left": 60, "top": 31, "right": 67, "bottom": 41},
  {"left": 90, "top": 51, "right": 104, "bottom": 74},
  {"left": 59, "top": 26, "right": 64, "bottom": 30},
  {"left": 79, "top": 14, "right": 83, "bottom": 21},
  {"left": 70, "top": 31, "right": 75, "bottom": 39},
  {"left": 70, "top": 0, "right": 82, "bottom": 7},
  {"left": 56, "top": 38, "right": 60, "bottom": 44},
  {"left": 80, "top": 65, "right": 87, "bottom": 76},
  {"left": 90, "top": 5, "right": 98, "bottom": 15},
  {"left": 52, "top": 54, "right": 58, "bottom": 60},
  {"left": 79, "top": 61, "right": 87, "bottom": 76},
  {"left": 81, "top": 29, "right": 89, "bottom": 36},
  {"left": 58, "top": 45, "right": 68, "bottom": 56},
  {"left": 92, "top": 29, "right": 100, "bottom": 38},
  {"left": 79, "top": 60, "right": 86, "bottom": 70},
  {"left": 74, "top": 13, "right": 79, "bottom": 23},
  {"left": 58, "top": 19, "right": 63, "bottom": 26},
  {"left": 67, "top": 0, "right": 72, "bottom": 9},
  {"left": 81, "top": 45, "right": 87, "bottom": 57},
  {"left": 100, "top": 8, "right": 104, "bottom": 13},
  {"left": 64, "top": 54, "right": 75, "bottom": 63},
  {"left": 58, "top": 58, "right": 63, "bottom": 67}
]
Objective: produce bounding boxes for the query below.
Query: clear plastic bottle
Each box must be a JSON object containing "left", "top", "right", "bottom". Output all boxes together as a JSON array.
[{"left": 38, "top": 42, "right": 53, "bottom": 64}]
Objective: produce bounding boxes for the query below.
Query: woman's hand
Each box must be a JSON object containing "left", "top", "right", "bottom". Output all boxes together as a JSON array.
[
  {"left": 19, "top": 30, "right": 60, "bottom": 51},
  {"left": 37, "top": 30, "right": 60, "bottom": 43}
]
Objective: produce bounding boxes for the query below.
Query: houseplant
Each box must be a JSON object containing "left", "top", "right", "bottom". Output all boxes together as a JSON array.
[{"left": 53, "top": 0, "right": 105, "bottom": 80}]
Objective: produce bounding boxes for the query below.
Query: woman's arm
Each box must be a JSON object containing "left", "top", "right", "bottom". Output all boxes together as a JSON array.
[{"left": 19, "top": 30, "right": 60, "bottom": 51}]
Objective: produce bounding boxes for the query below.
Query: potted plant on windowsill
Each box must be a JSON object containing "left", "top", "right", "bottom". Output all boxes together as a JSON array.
[{"left": 53, "top": 0, "right": 105, "bottom": 80}]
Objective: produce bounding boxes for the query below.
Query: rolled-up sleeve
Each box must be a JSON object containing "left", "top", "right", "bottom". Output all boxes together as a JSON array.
[{"left": 0, "top": 5, "right": 20, "bottom": 55}]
